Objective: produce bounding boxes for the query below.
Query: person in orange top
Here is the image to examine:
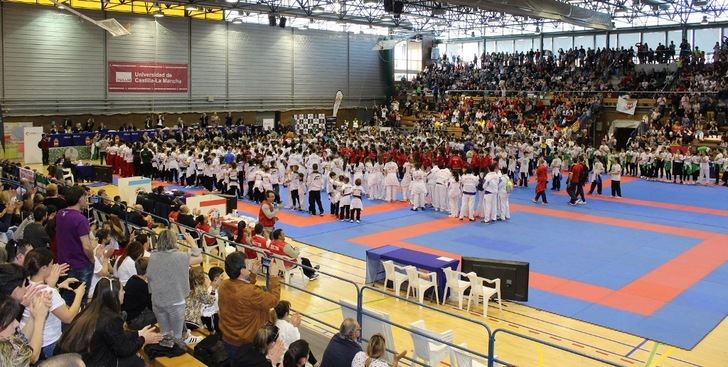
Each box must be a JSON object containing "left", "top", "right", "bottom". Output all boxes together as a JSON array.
[
  {"left": 268, "top": 229, "right": 319, "bottom": 280},
  {"left": 532, "top": 158, "right": 549, "bottom": 205}
]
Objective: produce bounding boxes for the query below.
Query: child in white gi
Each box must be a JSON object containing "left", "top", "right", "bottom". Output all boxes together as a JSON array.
[{"left": 349, "top": 179, "right": 365, "bottom": 223}]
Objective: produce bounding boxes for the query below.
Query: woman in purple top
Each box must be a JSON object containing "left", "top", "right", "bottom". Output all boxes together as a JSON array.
[{"left": 54, "top": 186, "right": 94, "bottom": 303}]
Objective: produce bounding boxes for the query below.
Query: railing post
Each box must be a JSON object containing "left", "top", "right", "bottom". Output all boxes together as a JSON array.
[
  {"left": 488, "top": 333, "right": 496, "bottom": 367},
  {"left": 356, "top": 286, "right": 364, "bottom": 342}
]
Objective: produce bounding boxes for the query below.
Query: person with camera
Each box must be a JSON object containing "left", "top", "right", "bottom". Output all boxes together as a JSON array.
[{"left": 218, "top": 251, "right": 282, "bottom": 359}]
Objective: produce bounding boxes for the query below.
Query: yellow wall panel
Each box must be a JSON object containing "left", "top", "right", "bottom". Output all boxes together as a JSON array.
[
  {"left": 71, "top": 0, "right": 101, "bottom": 11},
  {"left": 6, "top": 0, "right": 224, "bottom": 21}
]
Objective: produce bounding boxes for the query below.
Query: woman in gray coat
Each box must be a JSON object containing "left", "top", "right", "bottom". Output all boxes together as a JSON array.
[{"left": 146, "top": 229, "right": 203, "bottom": 345}]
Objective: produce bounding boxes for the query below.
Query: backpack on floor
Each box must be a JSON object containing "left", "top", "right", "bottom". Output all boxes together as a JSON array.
[{"left": 193, "top": 333, "right": 229, "bottom": 367}]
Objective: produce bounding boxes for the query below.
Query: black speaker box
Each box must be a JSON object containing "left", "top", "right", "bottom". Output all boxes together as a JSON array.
[
  {"left": 218, "top": 194, "right": 238, "bottom": 215},
  {"left": 384, "top": 0, "right": 393, "bottom": 12},
  {"left": 93, "top": 165, "right": 113, "bottom": 183},
  {"left": 268, "top": 14, "right": 277, "bottom": 26},
  {"left": 279, "top": 16, "right": 287, "bottom": 28}
]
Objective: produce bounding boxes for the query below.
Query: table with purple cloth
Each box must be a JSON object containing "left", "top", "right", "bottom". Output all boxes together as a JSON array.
[{"left": 365, "top": 245, "right": 459, "bottom": 303}]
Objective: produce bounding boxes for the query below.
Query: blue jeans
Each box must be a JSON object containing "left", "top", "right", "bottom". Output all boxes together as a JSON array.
[
  {"left": 223, "top": 341, "right": 240, "bottom": 360},
  {"left": 62, "top": 264, "right": 93, "bottom": 305},
  {"left": 41, "top": 342, "right": 57, "bottom": 359}
]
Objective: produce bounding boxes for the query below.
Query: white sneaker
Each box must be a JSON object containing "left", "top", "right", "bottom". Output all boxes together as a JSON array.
[{"left": 184, "top": 335, "right": 203, "bottom": 345}]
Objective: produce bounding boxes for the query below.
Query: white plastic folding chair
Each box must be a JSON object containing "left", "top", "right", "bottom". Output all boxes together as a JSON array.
[
  {"left": 382, "top": 260, "right": 409, "bottom": 294},
  {"left": 442, "top": 267, "right": 471, "bottom": 309},
  {"left": 465, "top": 272, "right": 502, "bottom": 317},
  {"left": 61, "top": 168, "right": 75, "bottom": 185},
  {"left": 340, "top": 299, "right": 396, "bottom": 362},
  {"left": 273, "top": 257, "right": 306, "bottom": 286},
  {"left": 449, "top": 343, "right": 488, "bottom": 367},
  {"left": 200, "top": 233, "right": 223, "bottom": 266},
  {"left": 405, "top": 266, "right": 438, "bottom": 304},
  {"left": 410, "top": 319, "right": 453, "bottom": 366}
]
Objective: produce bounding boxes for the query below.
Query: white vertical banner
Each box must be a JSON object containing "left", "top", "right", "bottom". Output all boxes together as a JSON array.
[
  {"left": 616, "top": 95, "right": 637, "bottom": 115},
  {"left": 333, "top": 90, "right": 344, "bottom": 117},
  {"left": 262, "top": 118, "right": 275, "bottom": 131},
  {"left": 23, "top": 127, "right": 44, "bottom": 164}
]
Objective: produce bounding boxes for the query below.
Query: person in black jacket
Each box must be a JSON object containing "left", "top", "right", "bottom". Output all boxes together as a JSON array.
[
  {"left": 232, "top": 325, "right": 285, "bottom": 367},
  {"left": 319, "top": 318, "right": 362, "bottom": 367},
  {"left": 122, "top": 258, "right": 155, "bottom": 330},
  {"left": 56, "top": 277, "right": 162, "bottom": 367},
  {"left": 175, "top": 205, "right": 199, "bottom": 240}
]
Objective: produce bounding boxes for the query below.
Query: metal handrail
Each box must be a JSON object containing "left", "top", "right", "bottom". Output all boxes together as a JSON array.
[
  {"left": 491, "top": 328, "right": 625, "bottom": 367},
  {"left": 170, "top": 219, "right": 363, "bottom": 303}
]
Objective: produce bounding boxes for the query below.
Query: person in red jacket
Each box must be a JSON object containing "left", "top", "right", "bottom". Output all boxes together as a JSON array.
[
  {"left": 38, "top": 134, "right": 51, "bottom": 165},
  {"left": 250, "top": 223, "right": 270, "bottom": 256},
  {"left": 420, "top": 150, "right": 433, "bottom": 169},
  {"left": 481, "top": 151, "right": 493, "bottom": 171},
  {"left": 449, "top": 151, "right": 464, "bottom": 173},
  {"left": 436, "top": 152, "right": 448, "bottom": 169},
  {"left": 258, "top": 190, "right": 279, "bottom": 235},
  {"left": 469, "top": 149, "right": 481, "bottom": 170},
  {"left": 533, "top": 158, "right": 549, "bottom": 204},
  {"left": 268, "top": 229, "right": 319, "bottom": 280}
]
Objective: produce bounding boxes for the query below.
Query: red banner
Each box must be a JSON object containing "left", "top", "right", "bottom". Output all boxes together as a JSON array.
[{"left": 108, "top": 61, "right": 188, "bottom": 92}]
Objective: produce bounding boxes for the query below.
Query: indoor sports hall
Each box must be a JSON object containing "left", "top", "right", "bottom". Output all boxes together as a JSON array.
[{"left": 1, "top": 1, "right": 727, "bottom": 367}]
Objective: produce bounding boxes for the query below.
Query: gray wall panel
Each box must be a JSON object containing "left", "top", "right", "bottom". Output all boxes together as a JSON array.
[
  {"left": 294, "top": 29, "right": 348, "bottom": 98},
  {"left": 191, "top": 20, "right": 226, "bottom": 99},
  {"left": 228, "top": 24, "right": 293, "bottom": 98},
  {"left": 2, "top": 5, "right": 104, "bottom": 100},
  {"left": 0, "top": 3, "right": 386, "bottom": 115},
  {"left": 348, "top": 34, "right": 387, "bottom": 100}
]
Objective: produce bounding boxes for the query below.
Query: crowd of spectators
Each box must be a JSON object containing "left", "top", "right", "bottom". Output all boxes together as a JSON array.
[{"left": 0, "top": 165, "right": 402, "bottom": 367}]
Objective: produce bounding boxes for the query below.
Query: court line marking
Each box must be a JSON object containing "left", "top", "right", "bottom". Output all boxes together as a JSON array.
[{"left": 625, "top": 338, "right": 649, "bottom": 358}]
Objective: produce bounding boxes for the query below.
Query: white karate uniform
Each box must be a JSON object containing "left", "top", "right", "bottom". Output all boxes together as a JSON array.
[
  {"left": 383, "top": 161, "right": 399, "bottom": 202},
  {"left": 482, "top": 172, "right": 499, "bottom": 222},
  {"left": 426, "top": 167, "right": 439, "bottom": 206},
  {"left": 459, "top": 173, "right": 479, "bottom": 220},
  {"left": 497, "top": 173, "right": 510, "bottom": 220},
  {"left": 699, "top": 155, "right": 710, "bottom": 184},
  {"left": 400, "top": 163, "right": 412, "bottom": 202},
  {"left": 435, "top": 168, "right": 451, "bottom": 212},
  {"left": 409, "top": 169, "right": 427, "bottom": 210},
  {"left": 447, "top": 177, "right": 461, "bottom": 217}
]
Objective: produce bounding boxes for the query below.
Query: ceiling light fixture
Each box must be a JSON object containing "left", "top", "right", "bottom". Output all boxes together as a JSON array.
[
  {"left": 701, "top": 15, "right": 708, "bottom": 24},
  {"left": 185, "top": 4, "right": 198, "bottom": 11},
  {"left": 57, "top": 3, "right": 66, "bottom": 9},
  {"left": 312, "top": 5, "right": 325, "bottom": 14},
  {"left": 225, "top": 0, "right": 238, "bottom": 3},
  {"left": 232, "top": 18, "right": 242, "bottom": 24},
  {"left": 153, "top": 10, "right": 164, "bottom": 18}
]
